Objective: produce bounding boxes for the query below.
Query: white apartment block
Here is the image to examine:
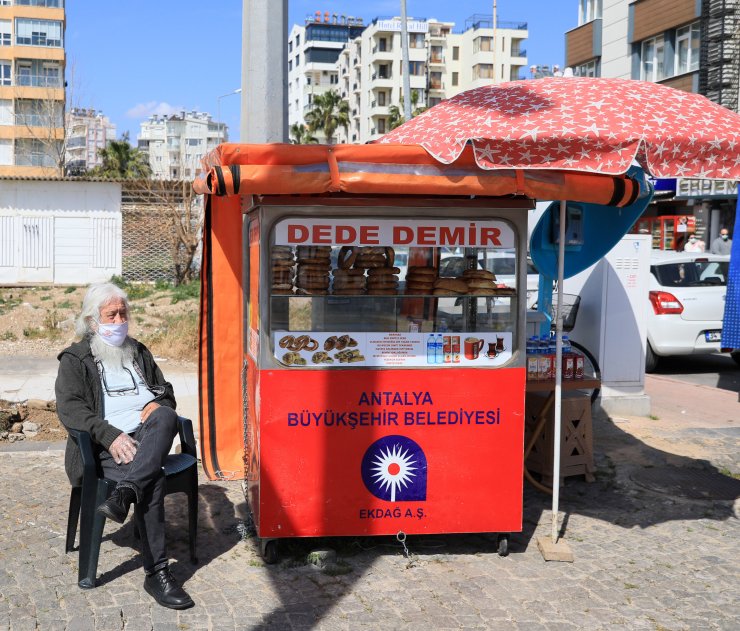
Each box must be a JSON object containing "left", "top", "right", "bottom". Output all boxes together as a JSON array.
[
  {"left": 288, "top": 13, "right": 366, "bottom": 142},
  {"left": 291, "top": 12, "right": 528, "bottom": 144},
  {"left": 137, "top": 110, "right": 227, "bottom": 180},
  {"left": 65, "top": 108, "right": 116, "bottom": 175}
]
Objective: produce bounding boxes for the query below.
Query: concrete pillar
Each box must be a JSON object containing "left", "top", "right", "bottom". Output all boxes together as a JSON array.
[{"left": 241, "top": 0, "right": 288, "bottom": 143}]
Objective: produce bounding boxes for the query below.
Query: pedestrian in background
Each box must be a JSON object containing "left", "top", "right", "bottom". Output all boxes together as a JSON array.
[
  {"left": 710, "top": 228, "right": 732, "bottom": 255},
  {"left": 684, "top": 232, "right": 706, "bottom": 252}
]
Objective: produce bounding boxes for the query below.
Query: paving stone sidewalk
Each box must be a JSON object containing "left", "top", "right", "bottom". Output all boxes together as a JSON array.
[{"left": 0, "top": 407, "right": 738, "bottom": 631}]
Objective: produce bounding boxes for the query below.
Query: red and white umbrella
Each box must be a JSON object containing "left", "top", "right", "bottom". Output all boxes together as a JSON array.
[
  {"left": 379, "top": 77, "right": 740, "bottom": 179},
  {"left": 380, "top": 77, "right": 740, "bottom": 555}
]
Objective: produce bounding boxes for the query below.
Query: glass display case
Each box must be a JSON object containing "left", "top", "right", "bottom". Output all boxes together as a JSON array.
[{"left": 267, "top": 216, "right": 522, "bottom": 369}]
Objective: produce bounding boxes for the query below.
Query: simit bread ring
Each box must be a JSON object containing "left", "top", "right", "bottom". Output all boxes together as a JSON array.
[
  {"left": 369, "top": 267, "right": 401, "bottom": 276},
  {"left": 333, "top": 268, "right": 365, "bottom": 276},
  {"left": 338, "top": 246, "right": 358, "bottom": 269},
  {"left": 384, "top": 246, "right": 395, "bottom": 267},
  {"left": 279, "top": 335, "right": 294, "bottom": 348}
]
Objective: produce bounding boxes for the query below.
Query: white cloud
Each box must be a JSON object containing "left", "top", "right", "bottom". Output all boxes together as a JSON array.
[{"left": 125, "top": 101, "right": 183, "bottom": 119}]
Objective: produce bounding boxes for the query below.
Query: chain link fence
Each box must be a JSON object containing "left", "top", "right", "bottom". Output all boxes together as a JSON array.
[{"left": 121, "top": 182, "right": 203, "bottom": 284}]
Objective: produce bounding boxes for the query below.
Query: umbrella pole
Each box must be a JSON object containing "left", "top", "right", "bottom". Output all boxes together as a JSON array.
[
  {"left": 536, "top": 200, "right": 573, "bottom": 562},
  {"left": 551, "top": 199, "right": 566, "bottom": 544}
]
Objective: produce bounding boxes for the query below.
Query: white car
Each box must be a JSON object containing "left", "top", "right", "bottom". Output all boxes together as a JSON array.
[{"left": 646, "top": 251, "right": 736, "bottom": 371}]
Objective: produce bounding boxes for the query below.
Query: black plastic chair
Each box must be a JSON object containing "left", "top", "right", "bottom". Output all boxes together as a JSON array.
[{"left": 64, "top": 417, "right": 198, "bottom": 588}]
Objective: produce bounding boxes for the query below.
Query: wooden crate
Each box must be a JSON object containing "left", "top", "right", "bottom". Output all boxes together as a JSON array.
[{"left": 524, "top": 391, "right": 595, "bottom": 486}]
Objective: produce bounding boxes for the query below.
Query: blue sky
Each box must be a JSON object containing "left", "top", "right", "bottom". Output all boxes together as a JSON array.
[{"left": 65, "top": 1, "right": 575, "bottom": 143}]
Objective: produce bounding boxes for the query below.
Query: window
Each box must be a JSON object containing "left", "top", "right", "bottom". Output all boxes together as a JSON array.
[
  {"left": 0, "top": 139, "right": 11, "bottom": 166},
  {"left": 452, "top": 46, "right": 459, "bottom": 61},
  {"left": 641, "top": 35, "right": 665, "bottom": 82},
  {"left": 408, "top": 61, "right": 425, "bottom": 76},
  {"left": 15, "top": 19, "right": 63, "bottom": 47},
  {"left": 0, "top": 99, "right": 12, "bottom": 125},
  {"left": 15, "top": 138, "right": 58, "bottom": 167},
  {"left": 378, "top": 37, "right": 387, "bottom": 52},
  {"left": 574, "top": 59, "right": 597, "bottom": 77},
  {"left": 377, "top": 91, "right": 386, "bottom": 106},
  {"left": 675, "top": 22, "right": 700, "bottom": 74},
  {"left": 377, "top": 63, "right": 389, "bottom": 79},
  {"left": 288, "top": 60, "right": 292, "bottom": 71},
  {"left": 187, "top": 138, "right": 201, "bottom": 146},
  {"left": 473, "top": 64, "right": 494, "bottom": 80},
  {"left": 0, "top": 61, "right": 9, "bottom": 86},
  {"left": 377, "top": 118, "right": 386, "bottom": 134},
  {"left": 296, "top": 34, "right": 300, "bottom": 46},
  {"left": 409, "top": 33, "right": 424, "bottom": 49},
  {"left": 579, "top": 0, "right": 602, "bottom": 25},
  {"left": 330, "top": 74, "right": 338, "bottom": 84},
  {"left": 288, "top": 41, "right": 293, "bottom": 53},
  {"left": 0, "top": 20, "right": 10, "bottom": 46},
  {"left": 16, "top": 0, "right": 64, "bottom": 6},
  {"left": 474, "top": 36, "right": 492, "bottom": 53},
  {"left": 452, "top": 72, "right": 459, "bottom": 86}
]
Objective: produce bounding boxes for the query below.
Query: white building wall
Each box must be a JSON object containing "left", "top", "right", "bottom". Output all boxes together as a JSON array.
[
  {"left": 0, "top": 180, "right": 122, "bottom": 285},
  {"left": 599, "top": 0, "right": 631, "bottom": 78}
]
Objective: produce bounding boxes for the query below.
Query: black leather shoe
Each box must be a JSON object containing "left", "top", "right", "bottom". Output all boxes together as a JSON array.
[
  {"left": 144, "top": 567, "right": 194, "bottom": 610},
  {"left": 96, "top": 486, "right": 136, "bottom": 524}
]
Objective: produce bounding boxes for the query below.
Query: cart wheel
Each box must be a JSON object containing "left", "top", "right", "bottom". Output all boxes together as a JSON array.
[
  {"left": 260, "top": 538, "right": 279, "bottom": 564},
  {"left": 496, "top": 534, "right": 509, "bottom": 557}
]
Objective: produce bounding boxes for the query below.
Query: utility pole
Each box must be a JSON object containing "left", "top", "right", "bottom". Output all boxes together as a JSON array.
[
  {"left": 400, "top": 0, "right": 412, "bottom": 121},
  {"left": 492, "top": 0, "right": 498, "bottom": 83},
  {"left": 242, "top": 0, "right": 288, "bottom": 142}
]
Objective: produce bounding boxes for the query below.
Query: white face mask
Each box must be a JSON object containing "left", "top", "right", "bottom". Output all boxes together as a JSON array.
[{"left": 96, "top": 321, "right": 129, "bottom": 347}]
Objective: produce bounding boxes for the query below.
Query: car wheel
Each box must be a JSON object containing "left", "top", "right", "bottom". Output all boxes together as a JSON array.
[
  {"left": 645, "top": 342, "right": 659, "bottom": 373},
  {"left": 731, "top": 350, "right": 740, "bottom": 368}
]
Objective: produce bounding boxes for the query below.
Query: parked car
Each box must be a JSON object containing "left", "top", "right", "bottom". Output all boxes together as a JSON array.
[{"left": 646, "top": 251, "right": 737, "bottom": 371}]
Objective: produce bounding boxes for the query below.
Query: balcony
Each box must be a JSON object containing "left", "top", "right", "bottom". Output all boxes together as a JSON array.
[
  {"left": 512, "top": 48, "right": 527, "bottom": 59},
  {"left": 429, "top": 81, "right": 444, "bottom": 91},
  {"left": 15, "top": 113, "right": 63, "bottom": 127},
  {"left": 429, "top": 55, "right": 445, "bottom": 65},
  {"left": 14, "top": 73, "right": 64, "bottom": 88}
]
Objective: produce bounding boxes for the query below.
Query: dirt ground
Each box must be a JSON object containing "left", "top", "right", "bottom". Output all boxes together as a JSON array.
[{"left": 0, "top": 283, "right": 199, "bottom": 442}]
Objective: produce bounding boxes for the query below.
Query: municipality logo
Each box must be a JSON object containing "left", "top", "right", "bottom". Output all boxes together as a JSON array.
[{"left": 361, "top": 435, "right": 427, "bottom": 502}]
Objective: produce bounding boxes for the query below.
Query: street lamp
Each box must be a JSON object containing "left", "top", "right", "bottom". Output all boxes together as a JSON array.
[{"left": 217, "top": 88, "right": 242, "bottom": 138}]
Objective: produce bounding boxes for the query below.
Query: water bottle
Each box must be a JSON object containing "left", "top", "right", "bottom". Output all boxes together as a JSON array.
[
  {"left": 438, "top": 318, "right": 448, "bottom": 333},
  {"left": 435, "top": 334, "right": 444, "bottom": 364},
  {"left": 426, "top": 334, "right": 436, "bottom": 364},
  {"left": 562, "top": 335, "right": 572, "bottom": 355}
]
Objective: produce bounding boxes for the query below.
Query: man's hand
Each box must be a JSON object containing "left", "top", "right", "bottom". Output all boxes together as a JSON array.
[
  {"left": 109, "top": 433, "right": 138, "bottom": 465},
  {"left": 141, "top": 402, "right": 161, "bottom": 423}
]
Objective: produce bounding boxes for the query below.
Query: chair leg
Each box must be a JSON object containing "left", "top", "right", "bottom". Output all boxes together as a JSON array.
[
  {"left": 187, "top": 475, "right": 198, "bottom": 565},
  {"left": 78, "top": 480, "right": 115, "bottom": 589},
  {"left": 66, "top": 487, "right": 82, "bottom": 553}
]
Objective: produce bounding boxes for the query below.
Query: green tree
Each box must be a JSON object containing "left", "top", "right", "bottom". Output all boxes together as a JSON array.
[
  {"left": 304, "top": 90, "right": 350, "bottom": 144},
  {"left": 89, "top": 132, "right": 151, "bottom": 179},
  {"left": 388, "top": 90, "right": 428, "bottom": 131},
  {"left": 290, "top": 123, "right": 318, "bottom": 145}
]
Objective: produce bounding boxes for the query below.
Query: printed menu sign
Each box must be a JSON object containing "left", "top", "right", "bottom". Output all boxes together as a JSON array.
[{"left": 274, "top": 331, "right": 513, "bottom": 368}]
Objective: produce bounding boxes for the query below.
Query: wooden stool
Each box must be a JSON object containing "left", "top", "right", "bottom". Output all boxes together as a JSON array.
[{"left": 524, "top": 391, "right": 595, "bottom": 486}]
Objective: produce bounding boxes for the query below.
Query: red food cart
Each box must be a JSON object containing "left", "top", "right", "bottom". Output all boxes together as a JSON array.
[{"left": 194, "top": 143, "right": 641, "bottom": 560}]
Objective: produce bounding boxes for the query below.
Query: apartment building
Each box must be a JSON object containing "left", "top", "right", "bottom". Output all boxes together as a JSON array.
[
  {"left": 287, "top": 12, "right": 366, "bottom": 142},
  {"left": 137, "top": 111, "right": 227, "bottom": 181},
  {"left": 313, "top": 13, "right": 528, "bottom": 144},
  {"left": 65, "top": 108, "right": 116, "bottom": 175},
  {"left": 0, "top": 0, "right": 65, "bottom": 176},
  {"left": 565, "top": 0, "right": 740, "bottom": 244}
]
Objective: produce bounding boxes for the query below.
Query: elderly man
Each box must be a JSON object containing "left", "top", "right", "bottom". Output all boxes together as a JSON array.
[
  {"left": 710, "top": 228, "right": 732, "bottom": 255},
  {"left": 55, "top": 282, "right": 194, "bottom": 610}
]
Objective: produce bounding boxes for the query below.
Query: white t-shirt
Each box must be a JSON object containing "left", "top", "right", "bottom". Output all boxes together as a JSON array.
[{"left": 97, "top": 358, "right": 156, "bottom": 434}]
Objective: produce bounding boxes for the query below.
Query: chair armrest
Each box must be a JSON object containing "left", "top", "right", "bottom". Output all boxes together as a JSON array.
[
  {"left": 67, "top": 428, "right": 102, "bottom": 486},
  {"left": 177, "top": 417, "right": 197, "bottom": 458}
]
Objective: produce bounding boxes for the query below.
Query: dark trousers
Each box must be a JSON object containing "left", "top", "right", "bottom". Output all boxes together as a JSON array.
[{"left": 99, "top": 406, "right": 178, "bottom": 574}]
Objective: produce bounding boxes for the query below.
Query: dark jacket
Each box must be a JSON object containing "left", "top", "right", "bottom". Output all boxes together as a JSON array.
[{"left": 55, "top": 337, "right": 177, "bottom": 485}]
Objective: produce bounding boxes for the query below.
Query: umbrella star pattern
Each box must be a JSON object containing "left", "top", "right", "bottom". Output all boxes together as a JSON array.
[{"left": 378, "top": 77, "right": 740, "bottom": 179}]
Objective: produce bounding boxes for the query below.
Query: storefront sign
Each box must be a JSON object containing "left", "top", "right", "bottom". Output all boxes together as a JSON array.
[
  {"left": 675, "top": 178, "right": 738, "bottom": 199},
  {"left": 375, "top": 19, "right": 428, "bottom": 33},
  {"left": 275, "top": 218, "right": 515, "bottom": 248}
]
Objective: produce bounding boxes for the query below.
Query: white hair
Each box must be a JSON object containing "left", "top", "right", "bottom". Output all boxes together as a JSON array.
[{"left": 75, "top": 282, "right": 130, "bottom": 338}]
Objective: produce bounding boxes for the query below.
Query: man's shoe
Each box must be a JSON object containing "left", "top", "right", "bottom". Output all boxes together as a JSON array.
[
  {"left": 96, "top": 486, "right": 136, "bottom": 524},
  {"left": 144, "top": 567, "right": 194, "bottom": 610}
]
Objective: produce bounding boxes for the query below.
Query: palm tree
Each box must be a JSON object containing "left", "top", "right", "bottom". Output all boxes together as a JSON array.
[
  {"left": 387, "top": 91, "right": 428, "bottom": 131},
  {"left": 290, "top": 123, "right": 318, "bottom": 145},
  {"left": 304, "top": 91, "right": 350, "bottom": 144},
  {"left": 90, "top": 132, "right": 151, "bottom": 179}
]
